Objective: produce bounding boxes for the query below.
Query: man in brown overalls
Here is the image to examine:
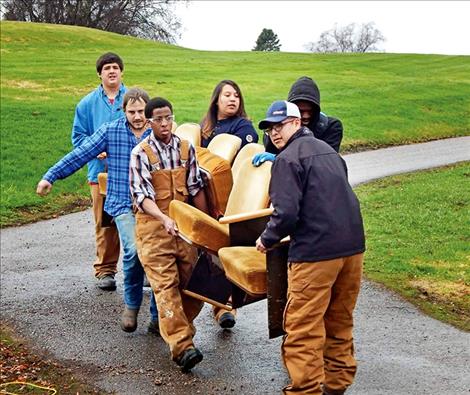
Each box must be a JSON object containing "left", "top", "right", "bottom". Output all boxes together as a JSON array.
[{"left": 129, "top": 97, "right": 208, "bottom": 372}]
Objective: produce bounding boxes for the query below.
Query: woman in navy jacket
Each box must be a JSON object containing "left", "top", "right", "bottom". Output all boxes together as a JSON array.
[{"left": 200, "top": 80, "right": 258, "bottom": 148}]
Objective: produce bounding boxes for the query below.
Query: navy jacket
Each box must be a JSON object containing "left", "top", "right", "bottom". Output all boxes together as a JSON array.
[
  {"left": 261, "top": 127, "right": 365, "bottom": 262},
  {"left": 201, "top": 116, "right": 258, "bottom": 148}
]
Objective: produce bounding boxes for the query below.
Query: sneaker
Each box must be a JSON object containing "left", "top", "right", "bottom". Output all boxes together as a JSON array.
[
  {"left": 120, "top": 306, "right": 139, "bottom": 333},
  {"left": 96, "top": 274, "right": 116, "bottom": 291},
  {"left": 147, "top": 320, "right": 160, "bottom": 336},
  {"left": 176, "top": 347, "right": 203, "bottom": 373},
  {"left": 218, "top": 312, "right": 236, "bottom": 329}
]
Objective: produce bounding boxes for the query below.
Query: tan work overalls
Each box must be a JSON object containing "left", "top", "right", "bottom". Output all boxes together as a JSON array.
[{"left": 135, "top": 139, "right": 203, "bottom": 360}]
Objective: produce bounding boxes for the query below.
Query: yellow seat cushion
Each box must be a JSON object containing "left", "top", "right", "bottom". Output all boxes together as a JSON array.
[
  {"left": 219, "top": 247, "right": 267, "bottom": 296},
  {"left": 98, "top": 172, "right": 107, "bottom": 195},
  {"left": 169, "top": 200, "right": 230, "bottom": 252}
]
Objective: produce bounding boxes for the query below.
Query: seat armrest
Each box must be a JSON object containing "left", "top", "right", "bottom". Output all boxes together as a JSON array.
[{"left": 219, "top": 207, "right": 274, "bottom": 225}]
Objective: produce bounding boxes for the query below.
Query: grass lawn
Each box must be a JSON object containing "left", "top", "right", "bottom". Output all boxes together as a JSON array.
[
  {"left": 356, "top": 162, "right": 470, "bottom": 331},
  {"left": 1, "top": 21, "right": 469, "bottom": 226}
]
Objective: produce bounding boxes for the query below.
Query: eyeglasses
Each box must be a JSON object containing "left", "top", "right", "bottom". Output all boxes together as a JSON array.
[
  {"left": 148, "top": 115, "right": 175, "bottom": 124},
  {"left": 264, "top": 119, "right": 295, "bottom": 136}
]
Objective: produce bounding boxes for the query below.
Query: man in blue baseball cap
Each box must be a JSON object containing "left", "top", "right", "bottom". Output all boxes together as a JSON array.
[{"left": 256, "top": 100, "right": 365, "bottom": 395}]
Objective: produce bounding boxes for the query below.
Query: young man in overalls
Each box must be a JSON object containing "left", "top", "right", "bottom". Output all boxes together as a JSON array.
[{"left": 129, "top": 97, "right": 208, "bottom": 372}]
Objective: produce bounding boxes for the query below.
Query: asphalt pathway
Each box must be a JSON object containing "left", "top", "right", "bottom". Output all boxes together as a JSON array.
[{"left": 1, "top": 137, "right": 469, "bottom": 395}]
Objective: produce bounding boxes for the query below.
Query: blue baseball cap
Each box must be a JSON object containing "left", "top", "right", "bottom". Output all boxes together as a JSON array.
[{"left": 258, "top": 100, "right": 301, "bottom": 130}]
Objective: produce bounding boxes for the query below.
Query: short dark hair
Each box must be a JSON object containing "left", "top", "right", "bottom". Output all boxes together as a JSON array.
[
  {"left": 145, "top": 97, "right": 173, "bottom": 118},
  {"left": 123, "top": 88, "right": 149, "bottom": 109},
  {"left": 96, "top": 52, "right": 124, "bottom": 74}
]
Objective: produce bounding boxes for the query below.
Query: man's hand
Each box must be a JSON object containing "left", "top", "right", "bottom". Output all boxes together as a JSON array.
[
  {"left": 97, "top": 152, "right": 107, "bottom": 160},
  {"left": 162, "top": 215, "right": 178, "bottom": 236},
  {"left": 252, "top": 152, "right": 276, "bottom": 167},
  {"left": 256, "top": 237, "right": 267, "bottom": 254},
  {"left": 36, "top": 180, "right": 52, "bottom": 196}
]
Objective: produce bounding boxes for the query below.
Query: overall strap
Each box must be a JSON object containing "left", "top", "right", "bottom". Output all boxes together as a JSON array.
[
  {"left": 179, "top": 139, "right": 190, "bottom": 167},
  {"left": 140, "top": 141, "right": 160, "bottom": 168}
]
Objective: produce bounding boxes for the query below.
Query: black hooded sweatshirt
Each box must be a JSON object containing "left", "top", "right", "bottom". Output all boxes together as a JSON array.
[{"left": 263, "top": 76, "right": 343, "bottom": 154}]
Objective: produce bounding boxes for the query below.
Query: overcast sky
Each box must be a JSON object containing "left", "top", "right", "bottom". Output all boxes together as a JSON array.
[{"left": 174, "top": 1, "right": 470, "bottom": 55}]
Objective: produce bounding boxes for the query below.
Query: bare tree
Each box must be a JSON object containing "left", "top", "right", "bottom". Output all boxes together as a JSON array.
[
  {"left": 305, "top": 22, "right": 385, "bottom": 53},
  {"left": 354, "top": 22, "right": 386, "bottom": 52},
  {"left": 1, "top": 0, "right": 185, "bottom": 44}
]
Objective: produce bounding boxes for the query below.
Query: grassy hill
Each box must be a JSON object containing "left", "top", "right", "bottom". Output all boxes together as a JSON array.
[{"left": 1, "top": 21, "right": 469, "bottom": 225}]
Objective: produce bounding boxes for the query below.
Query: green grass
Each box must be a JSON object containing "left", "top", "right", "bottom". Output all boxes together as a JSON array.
[
  {"left": 356, "top": 162, "right": 470, "bottom": 331},
  {"left": 0, "top": 21, "right": 469, "bottom": 225}
]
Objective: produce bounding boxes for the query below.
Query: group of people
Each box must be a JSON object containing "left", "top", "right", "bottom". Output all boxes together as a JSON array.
[{"left": 36, "top": 51, "right": 365, "bottom": 394}]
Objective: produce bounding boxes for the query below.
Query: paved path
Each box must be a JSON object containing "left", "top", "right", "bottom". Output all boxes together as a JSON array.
[{"left": 1, "top": 137, "right": 469, "bottom": 395}]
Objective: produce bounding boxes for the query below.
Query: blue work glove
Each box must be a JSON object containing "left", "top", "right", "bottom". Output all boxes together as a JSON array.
[{"left": 252, "top": 152, "right": 276, "bottom": 167}]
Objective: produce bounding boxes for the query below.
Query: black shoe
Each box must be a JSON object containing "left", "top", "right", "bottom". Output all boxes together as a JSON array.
[
  {"left": 218, "top": 312, "right": 236, "bottom": 329},
  {"left": 96, "top": 274, "right": 116, "bottom": 291},
  {"left": 147, "top": 320, "right": 160, "bottom": 336},
  {"left": 176, "top": 348, "right": 203, "bottom": 373}
]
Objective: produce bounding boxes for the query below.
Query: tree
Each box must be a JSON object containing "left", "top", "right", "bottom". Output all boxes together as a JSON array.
[
  {"left": 1, "top": 0, "right": 184, "bottom": 44},
  {"left": 253, "top": 28, "right": 281, "bottom": 52},
  {"left": 306, "top": 22, "right": 385, "bottom": 53}
]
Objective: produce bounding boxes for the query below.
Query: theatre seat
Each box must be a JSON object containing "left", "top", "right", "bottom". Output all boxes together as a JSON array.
[
  {"left": 174, "top": 122, "right": 201, "bottom": 147},
  {"left": 219, "top": 247, "right": 267, "bottom": 296},
  {"left": 231, "top": 143, "right": 265, "bottom": 183},
  {"left": 98, "top": 172, "right": 107, "bottom": 195},
  {"left": 207, "top": 134, "right": 242, "bottom": 164},
  {"left": 169, "top": 159, "right": 272, "bottom": 254},
  {"left": 194, "top": 147, "right": 232, "bottom": 218}
]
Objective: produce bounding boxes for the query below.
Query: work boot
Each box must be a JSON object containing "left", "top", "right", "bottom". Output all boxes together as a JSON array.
[
  {"left": 96, "top": 274, "right": 116, "bottom": 291},
  {"left": 120, "top": 306, "right": 139, "bottom": 332},
  {"left": 218, "top": 312, "right": 236, "bottom": 329},
  {"left": 147, "top": 320, "right": 160, "bottom": 336},
  {"left": 176, "top": 347, "right": 203, "bottom": 373}
]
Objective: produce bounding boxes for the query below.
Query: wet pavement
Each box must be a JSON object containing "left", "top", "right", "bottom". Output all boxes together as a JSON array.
[{"left": 1, "top": 137, "right": 470, "bottom": 394}]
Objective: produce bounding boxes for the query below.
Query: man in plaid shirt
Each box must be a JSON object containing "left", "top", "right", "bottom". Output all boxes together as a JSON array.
[
  {"left": 37, "top": 88, "right": 158, "bottom": 334},
  {"left": 129, "top": 97, "right": 208, "bottom": 373}
]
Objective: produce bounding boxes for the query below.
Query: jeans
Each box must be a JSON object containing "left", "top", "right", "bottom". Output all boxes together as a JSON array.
[{"left": 114, "top": 210, "right": 158, "bottom": 322}]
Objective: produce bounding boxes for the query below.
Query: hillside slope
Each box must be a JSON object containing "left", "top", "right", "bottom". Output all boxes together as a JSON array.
[{"left": 1, "top": 21, "right": 469, "bottom": 223}]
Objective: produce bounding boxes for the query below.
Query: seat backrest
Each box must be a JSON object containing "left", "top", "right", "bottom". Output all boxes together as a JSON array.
[
  {"left": 231, "top": 143, "right": 265, "bottom": 182},
  {"left": 174, "top": 123, "right": 201, "bottom": 147},
  {"left": 224, "top": 158, "right": 272, "bottom": 217},
  {"left": 195, "top": 146, "right": 233, "bottom": 218},
  {"left": 207, "top": 134, "right": 242, "bottom": 164}
]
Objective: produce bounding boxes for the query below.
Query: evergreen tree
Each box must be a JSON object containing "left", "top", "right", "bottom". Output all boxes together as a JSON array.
[{"left": 253, "top": 28, "right": 281, "bottom": 51}]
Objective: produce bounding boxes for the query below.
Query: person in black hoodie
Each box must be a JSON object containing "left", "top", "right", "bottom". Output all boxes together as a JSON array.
[
  {"left": 253, "top": 76, "right": 343, "bottom": 166},
  {"left": 255, "top": 100, "right": 365, "bottom": 395}
]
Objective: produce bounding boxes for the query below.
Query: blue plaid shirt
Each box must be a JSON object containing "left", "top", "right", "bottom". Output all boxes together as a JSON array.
[{"left": 44, "top": 117, "right": 151, "bottom": 217}]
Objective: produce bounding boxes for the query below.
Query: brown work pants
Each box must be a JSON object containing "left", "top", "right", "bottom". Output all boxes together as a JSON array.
[
  {"left": 282, "top": 253, "right": 364, "bottom": 395},
  {"left": 90, "top": 184, "right": 119, "bottom": 277},
  {"left": 135, "top": 214, "right": 203, "bottom": 360}
]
